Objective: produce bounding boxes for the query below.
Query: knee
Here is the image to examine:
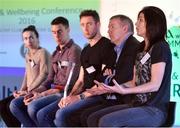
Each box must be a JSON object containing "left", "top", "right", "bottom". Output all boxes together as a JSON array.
[
  {"left": 27, "top": 103, "right": 38, "bottom": 118},
  {"left": 99, "top": 116, "right": 111, "bottom": 127},
  {"left": 54, "top": 109, "right": 66, "bottom": 126},
  {"left": 80, "top": 111, "right": 90, "bottom": 127},
  {"left": 87, "top": 113, "right": 101, "bottom": 127},
  {"left": 54, "top": 109, "right": 62, "bottom": 121},
  {"left": 87, "top": 114, "right": 95, "bottom": 126},
  {"left": 9, "top": 99, "right": 18, "bottom": 112},
  {"left": 36, "top": 109, "right": 46, "bottom": 124},
  {"left": 54, "top": 110, "right": 60, "bottom": 126}
]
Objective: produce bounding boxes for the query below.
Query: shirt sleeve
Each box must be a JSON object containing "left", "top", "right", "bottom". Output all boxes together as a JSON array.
[
  {"left": 60, "top": 45, "right": 81, "bottom": 88},
  {"left": 20, "top": 56, "right": 28, "bottom": 91},
  {"left": 151, "top": 42, "right": 170, "bottom": 64},
  {"left": 28, "top": 49, "right": 51, "bottom": 91},
  {"left": 20, "top": 70, "right": 27, "bottom": 91}
]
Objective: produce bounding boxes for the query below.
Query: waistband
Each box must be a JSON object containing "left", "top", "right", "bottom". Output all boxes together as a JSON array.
[{"left": 51, "top": 84, "right": 65, "bottom": 91}]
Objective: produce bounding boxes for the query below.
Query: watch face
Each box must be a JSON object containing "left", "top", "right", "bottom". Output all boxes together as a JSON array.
[{"left": 80, "top": 93, "right": 85, "bottom": 100}]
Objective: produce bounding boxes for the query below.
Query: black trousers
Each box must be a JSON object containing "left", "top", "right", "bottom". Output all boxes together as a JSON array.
[{"left": 0, "top": 95, "right": 21, "bottom": 127}]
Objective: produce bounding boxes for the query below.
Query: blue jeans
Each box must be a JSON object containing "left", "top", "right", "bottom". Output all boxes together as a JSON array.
[
  {"left": 36, "top": 98, "right": 60, "bottom": 126},
  {"left": 27, "top": 93, "right": 62, "bottom": 126},
  {"left": 54, "top": 95, "right": 103, "bottom": 127},
  {"left": 9, "top": 96, "right": 36, "bottom": 127},
  {"left": 87, "top": 104, "right": 166, "bottom": 127},
  {"left": 80, "top": 100, "right": 120, "bottom": 126}
]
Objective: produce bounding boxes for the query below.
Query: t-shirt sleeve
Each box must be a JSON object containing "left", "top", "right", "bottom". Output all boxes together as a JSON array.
[{"left": 151, "top": 42, "right": 170, "bottom": 64}]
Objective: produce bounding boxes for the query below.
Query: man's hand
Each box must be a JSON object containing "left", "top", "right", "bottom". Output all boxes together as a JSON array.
[
  {"left": 58, "top": 95, "right": 80, "bottom": 108},
  {"left": 102, "top": 79, "right": 127, "bottom": 95},
  {"left": 86, "top": 81, "right": 112, "bottom": 95},
  {"left": 103, "top": 68, "right": 113, "bottom": 76}
]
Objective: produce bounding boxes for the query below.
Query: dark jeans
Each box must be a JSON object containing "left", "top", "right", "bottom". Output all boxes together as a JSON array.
[
  {"left": 10, "top": 96, "right": 36, "bottom": 127},
  {"left": 29, "top": 94, "right": 62, "bottom": 126},
  {"left": 0, "top": 95, "right": 21, "bottom": 127},
  {"left": 54, "top": 95, "right": 121, "bottom": 127},
  {"left": 54, "top": 95, "right": 103, "bottom": 127},
  {"left": 87, "top": 104, "right": 166, "bottom": 127},
  {"left": 80, "top": 100, "right": 121, "bottom": 126}
]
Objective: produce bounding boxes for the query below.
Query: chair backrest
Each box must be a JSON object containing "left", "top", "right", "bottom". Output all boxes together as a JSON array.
[{"left": 162, "top": 101, "right": 176, "bottom": 127}]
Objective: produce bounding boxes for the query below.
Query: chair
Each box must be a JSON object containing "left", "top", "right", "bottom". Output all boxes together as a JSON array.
[{"left": 162, "top": 101, "right": 176, "bottom": 127}]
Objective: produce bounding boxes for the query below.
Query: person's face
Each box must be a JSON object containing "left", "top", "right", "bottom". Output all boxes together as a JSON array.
[
  {"left": 23, "top": 31, "right": 38, "bottom": 49},
  {"left": 108, "top": 18, "right": 126, "bottom": 44},
  {"left": 51, "top": 24, "right": 70, "bottom": 46},
  {"left": 135, "top": 13, "right": 146, "bottom": 38},
  {"left": 80, "top": 16, "right": 99, "bottom": 39}
]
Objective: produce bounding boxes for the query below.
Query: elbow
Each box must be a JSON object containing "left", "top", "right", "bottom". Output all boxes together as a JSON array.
[
  {"left": 152, "top": 87, "right": 159, "bottom": 92},
  {"left": 151, "top": 83, "right": 161, "bottom": 92}
]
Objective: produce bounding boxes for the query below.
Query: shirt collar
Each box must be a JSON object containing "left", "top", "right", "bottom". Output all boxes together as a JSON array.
[
  {"left": 114, "top": 32, "right": 133, "bottom": 51},
  {"left": 56, "top": 39, "right": 73, "bottom": 51}
]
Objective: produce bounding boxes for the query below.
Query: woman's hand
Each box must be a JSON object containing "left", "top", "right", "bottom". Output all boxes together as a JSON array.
[
  {"left": 13, "top": 90, "right": 27, "bottom": 98},
  {"left": 101, "top": 79, "right": 127, "bottom": 95}
]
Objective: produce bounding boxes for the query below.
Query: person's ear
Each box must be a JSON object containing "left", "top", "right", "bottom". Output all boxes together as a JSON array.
[
  {"left": 96, "top": 21, "right": 101, "bottom": 28},
  {"left": 123, "top": 24, "right": 128, "bottom": 32},
  {"left": 67, "top": 27, "right": 70, "bottom": 33}
]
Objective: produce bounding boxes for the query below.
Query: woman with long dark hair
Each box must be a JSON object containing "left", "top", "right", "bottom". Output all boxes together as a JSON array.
[{"left": 89, "top": 6, "right": 172, "bottom": 127}]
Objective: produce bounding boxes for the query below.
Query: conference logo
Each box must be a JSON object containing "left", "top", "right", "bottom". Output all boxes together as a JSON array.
[{"left": 166, "top": 26, "right": 180, "bottom": 101}]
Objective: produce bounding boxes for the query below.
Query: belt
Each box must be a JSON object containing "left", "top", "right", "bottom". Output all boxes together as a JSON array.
[{"left": 51, "top": 84, "right": 65, "bottom": 91}]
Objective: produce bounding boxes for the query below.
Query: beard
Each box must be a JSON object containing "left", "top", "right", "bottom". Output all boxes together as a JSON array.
[{"left": 86, "top": 31, "right": 98, "bottom": 40}]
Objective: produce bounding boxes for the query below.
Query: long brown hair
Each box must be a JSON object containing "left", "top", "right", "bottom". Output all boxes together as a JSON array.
[{"left": 138, "top": 6, "right": 167, "bottom": 51}]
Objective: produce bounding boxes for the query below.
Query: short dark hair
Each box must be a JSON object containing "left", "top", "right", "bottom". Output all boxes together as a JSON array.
[
  {"left": 138, "top": 6, "right": 167, "bottom": 49},
  {"left": 22, "top": 25, "right": 39, "bottom": 38},
  {"left": 79, "top": 10, "right": 100, "bottom": 23},
  {"left": 110, "top": 14, "right": 134, "bottom": 33},
  {"left": 51, "top": 16, "right": 69, "bottom": 28}
]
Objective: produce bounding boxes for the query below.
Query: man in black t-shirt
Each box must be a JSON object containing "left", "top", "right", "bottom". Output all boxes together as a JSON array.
[
  {"left": 79, "top": 15, "right": 140, "bottom": 127},
  {"left": 54, "top": 12, "right": 140, "bottom": 127},
  {"left": 54, "top": 10, "right": 115, "bottom": 127}
]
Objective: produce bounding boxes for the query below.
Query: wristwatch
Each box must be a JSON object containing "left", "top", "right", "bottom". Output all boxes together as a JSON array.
[{"left": 79, "top": 93, "right": 85, "bottom": 100}]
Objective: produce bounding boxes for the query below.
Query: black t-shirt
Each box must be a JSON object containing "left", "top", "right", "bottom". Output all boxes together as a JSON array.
[
  {"left": 80, "top": 37, "right": 115, "bottom": 89},
  {"left": 144, "top": 42, "right": 172, "bottom": 114}
]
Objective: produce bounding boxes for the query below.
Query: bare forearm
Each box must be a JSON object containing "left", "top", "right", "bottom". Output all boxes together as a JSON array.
[
  {"left": 70, "top": 81, "right": 84, "bottom": 95},
  {"left": 41, "top": 89, "right": 59, "bottom": 96},
  {"left": 123, "top": 81, "right": 159, "bottom": 95}
]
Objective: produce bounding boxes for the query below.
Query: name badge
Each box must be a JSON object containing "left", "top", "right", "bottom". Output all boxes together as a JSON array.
[
  {"left": 140, "top": 53, "right": 150, "bottom": 65},
  {"left": 61, "top": 61, "right": 70, "bottom": 67},
  {"left": 57, "top": 61, "right": 71, "bottom": 69},
  {"left": 30, "top": 60, "right": 35, "bottom": 68},
  {"left": 86, "top": 66, "right": 96, "bottom": 74}
]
